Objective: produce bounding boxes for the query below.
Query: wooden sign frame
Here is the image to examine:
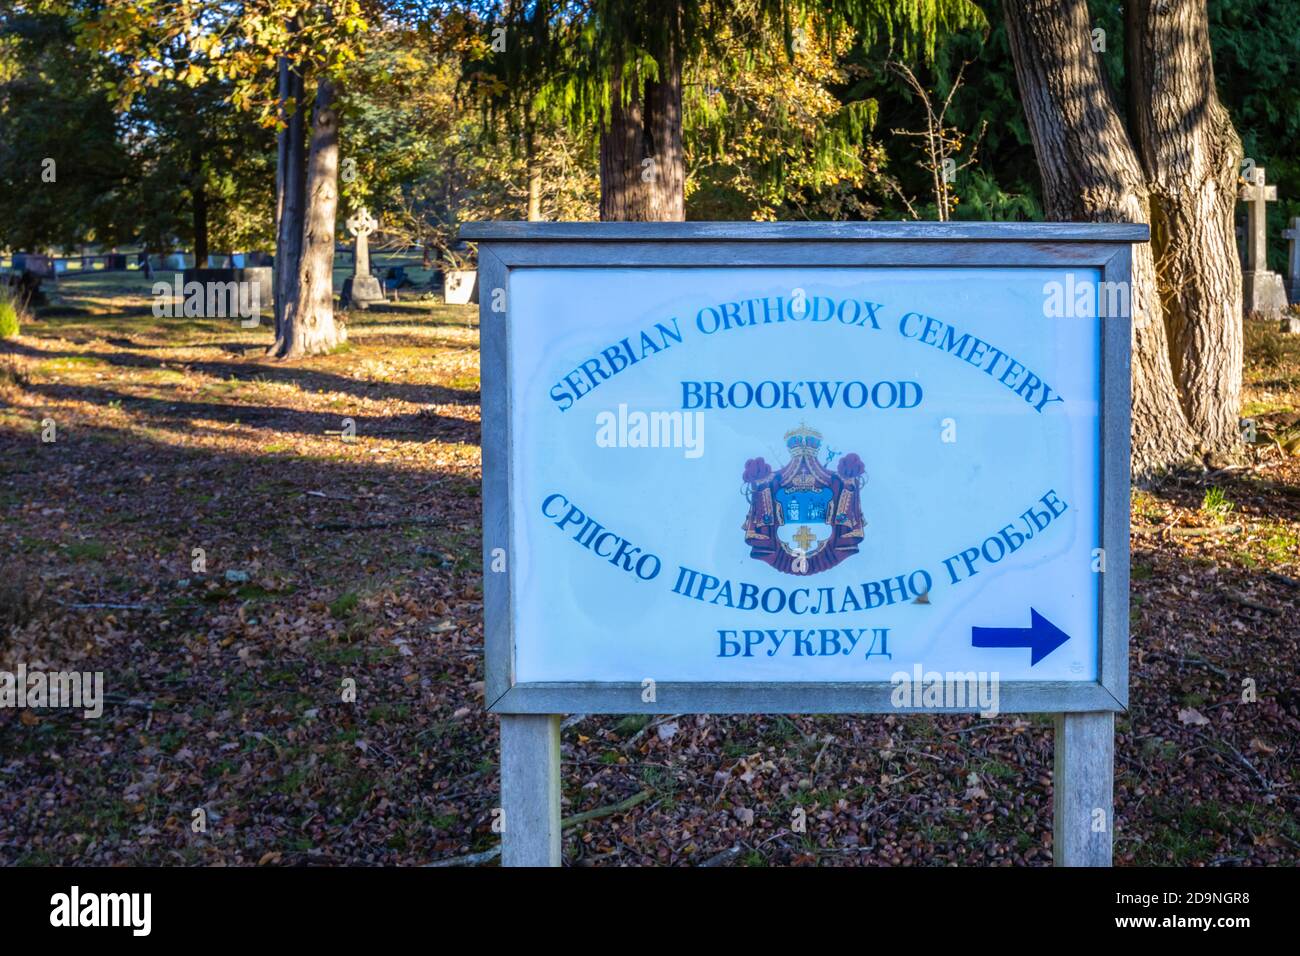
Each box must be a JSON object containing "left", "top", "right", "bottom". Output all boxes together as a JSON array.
[{"left": 464, "top": 221, "right": 1146, "bottom": 867}]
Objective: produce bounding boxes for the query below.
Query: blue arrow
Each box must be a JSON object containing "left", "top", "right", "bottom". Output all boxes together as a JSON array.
[{"left": 971, "top": 608, "right": 1070, "bottom": 666}]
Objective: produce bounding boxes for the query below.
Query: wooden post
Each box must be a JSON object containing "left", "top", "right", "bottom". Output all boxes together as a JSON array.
[
  {"left": 1053, "top": 711, "right": 1114, "bottom": 866},
  {"left": 500, "top": 714, "right": 562, "bottom": 867}
]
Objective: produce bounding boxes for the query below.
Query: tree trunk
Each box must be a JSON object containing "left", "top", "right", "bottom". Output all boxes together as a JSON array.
[
  {"left": 598, "top": 15, "right": 685, "bottom": 222},
  {"left": 1003, "top": 0, "right": 1229, "bottom": 478},
  {"left": 190, "top": 141, "right": 208, "bottom": 269},
  {"left": 524, "top": 110, "right": 543, "bottom": 222},
  {"left": 526, "top": 137, "right": 543, "bottom": 222},
  {"left": 527, "top": 162, "right": 542, "bottom": 221},
  {"left": 273, "top": 57, "right": 307, "bottom": 344},
  {"left": 271, "top": 75, "right": 344, "bottom": 359},
  {"left": 1126, "top": 0, "right": 1243, "bottom": 457}
]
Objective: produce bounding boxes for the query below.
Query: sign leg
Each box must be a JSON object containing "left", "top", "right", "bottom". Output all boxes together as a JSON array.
[
  {"left": 500, "top": 714, "right": 562, "bottom": 867},
  {"left": 1053, "top": 711, "right": 1114, "bottom": 866}
]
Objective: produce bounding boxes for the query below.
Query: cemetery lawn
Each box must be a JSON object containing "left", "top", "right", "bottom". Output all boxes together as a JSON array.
[{"left": 1, "top": 274, "right": 1298, "bottom": 866}]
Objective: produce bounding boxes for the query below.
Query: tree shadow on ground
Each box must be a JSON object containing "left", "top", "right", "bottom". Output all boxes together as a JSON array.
[
  {"left": 21, "top": 381, "right": 479, "bottom": 446},
  {"left": 3, "top": 339, "right": 478, "bottom": 408}
]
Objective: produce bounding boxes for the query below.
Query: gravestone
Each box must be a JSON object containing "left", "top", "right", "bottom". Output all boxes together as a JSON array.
[
  {"left": 16, "top": 254, "right": 55, "bottom": 279},
  {"left": 341, "top": 207, "right": 384, "bottom": 310},
  {"left": 467, "top": 221, "right": 1142, "bottom": 867},
  {"left": 1282, "top": 216, "right": 1300, "bottom": 296},
  {"left": 1239, "top": 167, "right": 1288, "bottom": 316},
  {"left": 1281, "top": 217, "right": 1300, "bottom": 332},
  {"left": 230, "top": 252, "right": 274, "bottom": 269},
  {"left": 443, "top": 268, "right": 478, "bottom": 305}
]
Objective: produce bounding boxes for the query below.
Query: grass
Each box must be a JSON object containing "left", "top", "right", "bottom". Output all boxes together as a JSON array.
[
  {"left": 1244, "top": 321, "right": 1287, "bottom": 369},
  {"left": 615, "top": 715, "right": 651, "bottom": 738},
  {"left": 64, "top": 540, "right": 107, "bottom": 561},
  {"left": 1262, "top": 526, "right": 1298, "bottom": 562},
  {"left": 327, "top": 591, "right": 359, "bottom": 618},
  {"left": 1200, "top": 486, "right": 1234, "bottom": 522},
  {"left": 0, "top": 300, "right": 20, "bottom": 339}
]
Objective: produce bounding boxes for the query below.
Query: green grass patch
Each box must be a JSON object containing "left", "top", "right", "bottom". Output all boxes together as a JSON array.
[
  {"left": 143, "top": 368, "right": 187, "bottom": 385},
  {"left": 1262, "top": 526, "right": 1298, "bottom": 563},
  {"left": 35, "top": 355, "right": 108, "bottom": 375},
  {"left": 65, "top": 539, "right": 107, "bottom": 561},
  {"left": 1200, "top": 486, "right": 1234, "bottom": 523},
  {"left": 0, "top": 299, "right": 20, "bottom": 338},
  {"left": 328, "top": 590, "right": 360, "bottom": 619},
  {"left": 615, "top": 715, "right": 651, "bottom": 738},
  {"left": 1242, "top": 400, "right": 1292, "bottom": 417}
]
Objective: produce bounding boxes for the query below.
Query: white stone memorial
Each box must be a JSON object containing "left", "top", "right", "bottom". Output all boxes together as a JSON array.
[
  {"left": 1281, "top": 216, "right": 1300, "bottom": 332},
  {"left": 341, "top": 207, "right": 385, "bottom": 310},
  {"left": 1239, "top": 167, "right": 1288, "bottom": 317}
]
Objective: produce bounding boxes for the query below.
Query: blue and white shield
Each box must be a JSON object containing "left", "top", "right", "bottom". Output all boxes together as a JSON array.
[{"left": 774, "top": 486, "right": 833, "bottom": 555}]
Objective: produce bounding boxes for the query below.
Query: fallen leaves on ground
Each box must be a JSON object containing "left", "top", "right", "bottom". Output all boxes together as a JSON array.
[{"left": 0, "top": 296, "right": 1297, "bottom": 866}]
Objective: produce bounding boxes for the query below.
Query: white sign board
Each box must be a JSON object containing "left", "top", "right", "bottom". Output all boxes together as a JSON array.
[{"left": 471, "top": 223, "right": 1134, "bottom": 715}]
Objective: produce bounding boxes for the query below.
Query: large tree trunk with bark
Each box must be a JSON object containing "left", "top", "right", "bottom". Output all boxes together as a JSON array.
[
  {"left": 274, "top": 57, "right": 307, "bottom": 341},
  {"left": 271, "top": 76, "right": 344, "bottom": 359},
  {"left": 1003, "top": 0, "right": 1242, "bottom": 478},
  {"left": 598, "top": 19, "right": 685, "bottom": 222},
  {"left": 1125, "top": 0, "right": 1243, "bottom": 455}
]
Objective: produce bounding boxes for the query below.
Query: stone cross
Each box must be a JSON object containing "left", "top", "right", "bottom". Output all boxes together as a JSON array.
[
  {"left": 341, "top": 207, "right": 385, "bottom": 310},
  {"left": 346, "top": 207, "right": 377, "bottom": 277},
  {"left": 1283, "top": 216, "right": 1300, "bottom": 304},
  {"left": 1239, "top": 167, "right": 1289, "bottom": 317},
  {"left": 1239, "top": 166, "right": 1276, "bottom": 271}
]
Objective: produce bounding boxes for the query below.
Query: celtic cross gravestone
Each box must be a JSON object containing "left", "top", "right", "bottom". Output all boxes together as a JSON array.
[{"left": 342, "top": 207, "right": 384, "bottom": 310}]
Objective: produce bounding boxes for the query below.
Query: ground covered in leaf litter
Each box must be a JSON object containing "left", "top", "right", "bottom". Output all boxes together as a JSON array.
[{"left": 0, "top": 276, "right": 1297, "bottom": 866}]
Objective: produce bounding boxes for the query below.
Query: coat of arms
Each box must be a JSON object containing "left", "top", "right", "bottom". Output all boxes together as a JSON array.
[{"left": 741, "top": 424, "right": 867, "bottom": 575}]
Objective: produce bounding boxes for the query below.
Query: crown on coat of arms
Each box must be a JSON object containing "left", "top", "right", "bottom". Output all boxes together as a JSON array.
[{"left": 784, "top": 423, "right": 822, "bottom": 455}]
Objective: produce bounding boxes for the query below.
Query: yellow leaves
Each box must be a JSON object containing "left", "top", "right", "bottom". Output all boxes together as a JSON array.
[
  {"left": 189, "top": 33, "right": 223, "bottom": 59},
  {"left": 179, "top": 63, "right": 205, "bottom": 87}
]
